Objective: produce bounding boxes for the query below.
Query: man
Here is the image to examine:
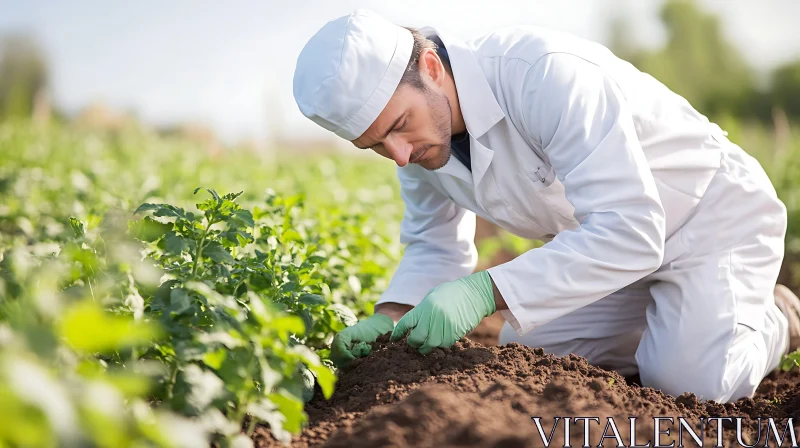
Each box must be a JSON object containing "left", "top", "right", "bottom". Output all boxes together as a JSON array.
[{"left": 293, "top": 9, "right": 800, "bottom": 402}]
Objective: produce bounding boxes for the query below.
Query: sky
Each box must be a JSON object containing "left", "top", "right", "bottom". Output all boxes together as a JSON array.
[{"left": 1, "top": 0, "right": 799, "bottom": 146}]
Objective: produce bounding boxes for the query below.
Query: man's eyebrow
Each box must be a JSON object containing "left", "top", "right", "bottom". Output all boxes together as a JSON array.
[{"left": 356, "top": 114, "right": 404, "bottom": 149}]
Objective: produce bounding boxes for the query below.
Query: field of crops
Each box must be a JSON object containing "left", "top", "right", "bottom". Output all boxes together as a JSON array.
[{"left": 2, "top": 118, "right": 800, "bottom": 447}]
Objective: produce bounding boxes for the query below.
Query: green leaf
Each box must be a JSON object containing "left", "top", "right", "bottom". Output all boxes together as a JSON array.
[
  {"left": 103, "top": 372, "right": 154, "bottom": 398},
  {"left": 194, "top": 187, "right": 220, "bottom": 202},
  {"left": 328, "top": 303, "right": 357, "bottom": 327},
  {"left": 308, "top": 363, "right": 336, "bottom": 399},
  {"left": 246, "top": 400, "right": 291, "bottom": 444},
  {"left": 133, "top": 203, "right": 161, "bottom": 215},
  {"left": 218, "top": 199, "right": 240, "bottom": 218},
  {"left": 208, "top": 189, "right": 221, "bottom": 203},
  {"left": 194, "top": 188, "right": 222, "bottom": 211},
  {"left": 203, "top": 348, "right": 227, "bottom": 370},
  {"left": 175, "top": 342, "right": 206, "bottom": 362},
  {"left": 153, "top": 205, "right": 187, "bottom": 219},
  {"left": 130, "top": 216, "right": 172, "bottom": 242},
  {"left": 68, "top": 217, "right": 85, "bottom": 238},
  {"left": 134, "top": 203, "right": 188, "bottom": 220},
  {"left": 58, "top": 301, "right": 160, "bottom": 352},
  {"left": 222, "top": 191, "right": 244, "bottom": 202},
  {"left": 197, "top": 198, "right": 218, "bottom": 212},
  {"left": 267, "top": 392, "right": 306, "bottom": 434},
  {"left": 298, "top": 309, "right": 313, "bottom": 333},
  {"left": 169, "top": 289, "right": 192, "bottom": 315},
  {"left": 272, "top": 316, "right": 305, "bottom": 338},
  {"left": 202, "top": 241, "right": 234, "bottom": 264},
  {"left": 780, "top": 350, "right": 800, "bottom": 371},
  {"left": 181, "top": 364, "right": 225, "bottom": 415},
  {"left": 306, "top": 255, "right": 325, "bottom": 265},
  {"left": 164, "top": 232, "right": 191, "bottom": 254},
  {"left": 233, "top": 210, "right": 254, "bottom": 228},
  {"left": 280, "top": 282, "right": 298, "bottom": 293},
  {"left": 282, "top": 229, "right": 303, "bottom": 243},
  {"left": 222, "top": 230, "right": 252, "bottom": 247},
  {"left": 348, "top": 275, "right": 362, "bottom": 295},
  {"left": 298, "top": 294, "right": 326, "bottom": 307}
]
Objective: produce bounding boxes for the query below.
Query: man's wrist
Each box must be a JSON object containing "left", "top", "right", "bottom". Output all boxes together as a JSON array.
[
  {"left": 487, "top": 272, "right": 508, "bottom": 311},
  {"left": 374, "top": 302, "right": 413, "bottom": 324}
]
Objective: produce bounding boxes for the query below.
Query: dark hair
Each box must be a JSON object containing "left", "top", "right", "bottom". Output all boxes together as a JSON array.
[{"left": 400, "top": 27, "right": 453, "bottom": 90}]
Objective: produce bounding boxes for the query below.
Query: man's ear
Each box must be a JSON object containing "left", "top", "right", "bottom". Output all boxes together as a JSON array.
[{"left": 419, "top": 48, "right": 444, "bottom": 87}]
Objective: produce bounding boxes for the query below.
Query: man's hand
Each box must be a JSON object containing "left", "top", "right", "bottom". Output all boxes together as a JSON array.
[
  {"left": 330, "top": 313, "right": 395, "bottom": 368},
  {"left": 390, "top": 271, "right": 497, "bottom": 355}
]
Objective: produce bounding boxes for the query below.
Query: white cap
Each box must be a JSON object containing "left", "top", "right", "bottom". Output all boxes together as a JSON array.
[{"left": 293, "top": 9, "right": 413, "bottom": 141}]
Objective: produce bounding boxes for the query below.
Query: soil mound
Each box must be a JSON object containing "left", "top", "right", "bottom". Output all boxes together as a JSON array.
[{"left": 255, "top": 336, "right": 800, "bottom": 447}]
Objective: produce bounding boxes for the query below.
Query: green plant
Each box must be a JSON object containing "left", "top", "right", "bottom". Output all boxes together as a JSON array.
[
  {"left": 778, "top": 349, "right": 800, "bottom": 372},
  {"left": 0, "top": 219, "right": 210, "bottom": 447},
  {"left": 131, "top": 188, "right": 345, "bottom": 444}
]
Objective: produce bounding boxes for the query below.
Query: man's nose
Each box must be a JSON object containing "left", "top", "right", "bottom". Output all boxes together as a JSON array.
[{"left": 384, "top": 135, "right": 413, "bottom": 167}]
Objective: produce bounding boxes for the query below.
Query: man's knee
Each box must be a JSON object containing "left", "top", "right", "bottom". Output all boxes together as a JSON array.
[{"left": 636, "top": 338, "right": 754, "bottom": 403}]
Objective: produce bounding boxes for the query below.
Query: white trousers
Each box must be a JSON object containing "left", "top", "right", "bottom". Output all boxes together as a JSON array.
[{"left": 499, "top": 143, "right": 789, "bottom": 403}]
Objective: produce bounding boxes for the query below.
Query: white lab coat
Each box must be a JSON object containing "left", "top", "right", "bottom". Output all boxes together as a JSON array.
[{"left": 375, "top": 25, "right": 788, "bottom": 402}]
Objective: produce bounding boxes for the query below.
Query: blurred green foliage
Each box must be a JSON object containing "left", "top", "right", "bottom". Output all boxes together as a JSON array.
[
  {"left": 0, "top": 121, "right": 404, "bottom": 446},
  {"left": 771, "top": 60, "right": 800, "bottom": 119}
]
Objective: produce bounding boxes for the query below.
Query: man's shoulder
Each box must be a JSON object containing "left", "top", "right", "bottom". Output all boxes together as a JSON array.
[{"left": 469, "top": 25, "right": 616, "bottom": 70}]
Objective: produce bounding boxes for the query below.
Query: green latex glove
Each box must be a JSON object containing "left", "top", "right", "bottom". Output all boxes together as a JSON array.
[
  {"left": 330, "top": 313, "right": 394, "bottom": 368},
  {"left": 390, "top": 270, "right": 496, "bottom": 355}
]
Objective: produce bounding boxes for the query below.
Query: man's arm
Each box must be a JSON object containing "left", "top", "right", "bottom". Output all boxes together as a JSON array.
[
  {"left": 488, "top": 53, "right": 666, "bottom": 335},
  {"left": 375, "top": 163, "right": 479, "bottom": 310}
]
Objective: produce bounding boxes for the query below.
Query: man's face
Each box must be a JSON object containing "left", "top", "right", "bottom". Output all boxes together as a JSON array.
[{"left": 352, "top": 81, "right": 452, "bottom": 171}]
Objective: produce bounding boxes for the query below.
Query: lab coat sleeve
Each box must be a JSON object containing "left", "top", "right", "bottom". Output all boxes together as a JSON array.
[
  {"left": 376, "top": 164, "right": 479, "bottom": 307},
  {"left": 487, "top": 53, "right": 666, "bottom": 335}
]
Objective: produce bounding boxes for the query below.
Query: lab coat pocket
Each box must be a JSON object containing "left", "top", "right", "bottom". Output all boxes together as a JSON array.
[
  {"left": 477, "top": 171, "right": 550, "bottom": 240},
  {"left": 518, "top": 166, "right": 579, "bottom": 233}
]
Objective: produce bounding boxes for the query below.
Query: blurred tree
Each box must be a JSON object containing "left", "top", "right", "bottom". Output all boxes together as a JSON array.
[
  {"left": 771, "top": 60, "right": 800, "bottom": 119},
  {"left": 608, "top": 14, "right": 637, "bottom": 63},
  {"left": 612, "top": 0, "right": 762, "bottom": 120},
  {"left": 0, "top": 34, "right": 49, "bottom": 119}
]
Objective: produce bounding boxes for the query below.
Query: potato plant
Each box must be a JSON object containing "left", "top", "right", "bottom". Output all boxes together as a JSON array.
[
  {"left": 131, "top": 188, "right": 349, "bottom": 444},
  {"left": 0, "top": 211, "right": 210, "bottom": 447}
]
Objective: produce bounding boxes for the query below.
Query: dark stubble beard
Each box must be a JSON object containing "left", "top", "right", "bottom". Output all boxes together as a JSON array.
[{"left": 418, "top": 85, "right": 453, "bottom": 171}]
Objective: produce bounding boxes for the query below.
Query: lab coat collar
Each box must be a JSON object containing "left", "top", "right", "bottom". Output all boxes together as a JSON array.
[
  {"left": 419, "top": 27, "right": 505, "bottom": 138},
  {"left": 419, "top": 27, "right": 505, "bottom": 185}
]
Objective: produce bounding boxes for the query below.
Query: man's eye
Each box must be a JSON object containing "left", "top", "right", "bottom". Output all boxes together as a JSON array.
[{"left": 397, "top": 119, "right": 407, "bottom": 131}]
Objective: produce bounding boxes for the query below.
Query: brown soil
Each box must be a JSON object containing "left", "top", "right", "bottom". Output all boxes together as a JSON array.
[
  {"left": 464, "top": 311, "right": 504, "bottom": 347},
  {"left": 255, "top": 328, "right": 800, "bottom": 448}
]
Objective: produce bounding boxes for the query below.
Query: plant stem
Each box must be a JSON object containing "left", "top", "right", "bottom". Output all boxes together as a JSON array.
[
  {"left": 191, "top": 216, "right": 215, "bottom": 280},
  {"left": 233, "top": 277, "right": 245, "bottom": 297},
  {"left": 246, "top": 415, "right": 257, "bottom": 437},
  {"left": 167, "top": 363, "right": 179, "bottom": 401}
]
